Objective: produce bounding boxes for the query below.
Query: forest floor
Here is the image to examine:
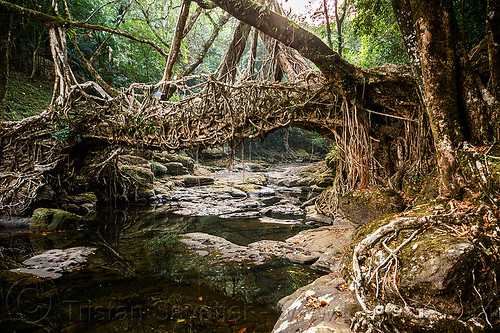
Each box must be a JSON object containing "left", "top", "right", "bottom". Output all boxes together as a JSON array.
[{"left": 0, "top": 70, "right": 52, "bottom": 121}]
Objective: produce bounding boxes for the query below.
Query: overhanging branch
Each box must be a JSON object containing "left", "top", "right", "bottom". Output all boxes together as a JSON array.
[{"left": 0, "top": 0, "right": 168, "bottom": 59}]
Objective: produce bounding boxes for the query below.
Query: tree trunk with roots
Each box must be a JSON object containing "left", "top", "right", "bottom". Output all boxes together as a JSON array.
[{"left": 402, "top": 0, "right": 496, "bottom": 196}]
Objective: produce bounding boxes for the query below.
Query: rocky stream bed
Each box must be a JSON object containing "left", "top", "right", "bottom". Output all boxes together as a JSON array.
[{"left": 0, "top": 156, "right": 498, "bottom": 332}]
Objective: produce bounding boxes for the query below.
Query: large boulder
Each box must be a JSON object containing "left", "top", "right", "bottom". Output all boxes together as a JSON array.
[
  {"left": 118, "top": 155, "right": 155, "bottom": 199},
  {"left": 397, "top": 230, "right": 476, "bottom": 314},
  {"left": 153, "top": 151, "right": 195, "bottom": 172},
  {"left": 66, "top": 192, "right": 97, "bottom": 216},
  {"left": 164, "top": 162, "right": 189, "bottom": 176},
  {"left": 343, "top": 204, "right": 483, "bottom": 323},
  {"left": 338, "top": 188, "right": 405, "bottom": 225},
  {"left": 30, "top": 208, "right": 83, "bottom": 232},
  {"left": 10, "top": 247, "right": 96, "bottom": 279},
  {"left": 33, "top": 185, "right": 58, "bottom": 208},
  {"left": 286, "top": 225, "right": 355, "bottom": 274},
  {"left": 273, "top": 275, "right": 359, "bottom": 333}
]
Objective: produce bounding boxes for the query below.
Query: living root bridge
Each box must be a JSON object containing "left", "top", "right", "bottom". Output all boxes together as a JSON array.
[
  {"left": 0, "top": 73, "right": 341, "bottom": 215},
  {"left": 97, "top": 71, "right": 342, "bottom": 149}
]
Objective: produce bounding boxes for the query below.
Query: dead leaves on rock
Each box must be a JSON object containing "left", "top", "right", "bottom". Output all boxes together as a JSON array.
[{"left": 305, "top": 295, "right": 329, "bottom": 309}]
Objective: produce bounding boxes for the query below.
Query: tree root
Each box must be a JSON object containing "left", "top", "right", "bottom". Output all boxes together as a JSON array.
[{"left": 349, "top": 202, "right": 498, "bottom": 332}]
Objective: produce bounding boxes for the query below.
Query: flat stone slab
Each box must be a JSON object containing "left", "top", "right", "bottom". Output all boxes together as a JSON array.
[
  {"left": 259, "top": 217, "right": 302, "bottom": 225},
  {"left": 0, "top": 216, "right": 30, "bottom": 228},
  {"left": 10, "top": 246, "right": 96, "bottom": 279},
  {"left": 261, "top": 204, "right": 305, "bottom": 217},
  {"left": 286, "top": 226, "right": 355, "bottom": 274},
  {"left": 219, "top": 211, "right": 262, "bottom": 219},
  {"left": 179, "top": 232, "right": 269, "bottom": 265},
  {"left": 180, "top": 232, "right": 320, "bottom": 265},
  {"left": 161, "top": 186, "right": 263, "bottom": 217},
  {"left": 248, "top": 240, "right": 319, "bottom": 264},
  {"left": 248, "top": 187, "right": 276, "bottom": 198}
]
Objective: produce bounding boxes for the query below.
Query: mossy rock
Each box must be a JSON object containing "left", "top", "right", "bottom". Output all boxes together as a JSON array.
[
  {"left": 338, "top": 188, "right": 405, "bottom": 225},
  {"left": 153, "top": 152, "right": 194, "bottom": 172},
  {"left": 30, "top": 208, "right": 83, "bottom": 232},
  {"left": 177, "top": 175, "right": 214, "bottom": 187},
  {"left": 234, "top": 183, "right": 263, "bottom": 192},
  {"left": 397, "top": 229, "right": 475, "bottom": 314},
  {"left": 311, "top": 171, "right": 335, "bottom": 188},
  {"left": 118, "top": 156, "right": 155, "bottom": 200},
  {"left": 164, "top": 162, "right": 189, "bottom": 176},
  {"left": 152, "top": 162, "right": 169, "bottom": 178},
  {"left": 343, "top": 204, "right": 480, "bottom": 320},
  {"left": 246, "top": 176, "right": 267, "bottom": 186},
  {"left": 67, "top": 192, "right": 97, "bottom": 215},
  {"left": 119, "top": 154, "right": 150, "bottom": 166},
  {"left": 33, "top": 185, "right": 57, "bottom": 208},
  {"left": 120, "top": 165, "right": 154, "bottom": 186},
  {"left": 67, "top": 192, "right": 97, "bottom": 204}
]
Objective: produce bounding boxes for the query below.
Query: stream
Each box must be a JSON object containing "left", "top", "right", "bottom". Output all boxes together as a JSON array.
[{"left": 0, "top": 164, "right": 322, "bottom": 332}]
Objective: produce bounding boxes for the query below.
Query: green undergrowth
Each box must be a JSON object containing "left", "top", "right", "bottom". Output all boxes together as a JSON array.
[{"left": 0, "top": 71, "right": 53, "bottom": 120}]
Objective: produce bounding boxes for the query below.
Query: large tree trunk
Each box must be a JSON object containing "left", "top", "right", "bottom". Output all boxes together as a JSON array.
[
  {"left": 201, "top": 0, "right": 361, "bottom": 84},
  {"left": 487, "top": 0, "right": 500, "bottom": 100},
  {"left": 407, "top": 0, "right": 466, "bottom": 196},
  {"left": 0, "top": 12, "right": 13, "bottom": 103},
  {"left": 405, "top": 0, "right": 499, "bottom": 196},
  {"left": 391, "top": 0, "right": 425, "bottom": 102},
  {"left": 161, "top": 0, "right": 192, "bottom": 84},
  {"left": 323, "top": 0, "right": 333, "bottom": 49},
  {"left": 216, "top": 21, "right": 251, "bottom": 83}
]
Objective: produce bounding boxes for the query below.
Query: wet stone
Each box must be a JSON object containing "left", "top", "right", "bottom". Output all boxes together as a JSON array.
[
  {"left": 220, "top": 211, "right": 262, "bottom": 219},
  {"left": 10, "top": 246, "right": 96, "bottom": 279},
  {"left": 261, "top": 204, "right": 305, "bottom": 218}
]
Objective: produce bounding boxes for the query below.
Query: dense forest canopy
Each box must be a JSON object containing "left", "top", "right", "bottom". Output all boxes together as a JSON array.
[{"left": 1, "top": 0, "right": 417, "bottom": 93}]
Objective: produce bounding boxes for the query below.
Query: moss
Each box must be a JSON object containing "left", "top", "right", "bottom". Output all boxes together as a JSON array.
[
  {"left": 176, "top": 175, "right": 214, "bottom": 187},
  {"left": 0, "top": 71, "right": 53, "bottom": 120},
  {"left": 30, "top": 208, "right": 83, "bottom": 232},
  {"left": 152, "top": 161, "right": 169, "bottom": 178},
  {"left": 67, "top": 192, "right": 97, "bottom": 204},
  {"left": 234, "top": 183, "right": 262, "bottom": 192},
  {"left": 338, "top": 187, "right": 406, "bottom": 225}
]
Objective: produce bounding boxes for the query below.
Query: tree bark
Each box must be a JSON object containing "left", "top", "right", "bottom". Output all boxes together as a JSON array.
[
  {"left": 323, "top": 0, "right": 333, "bottom": 49},
  {"left": 199, "top": 0, "right": 361, "bottom": 84},
  {"left": 333, "top": 0, "right": 347, "bottom": 57},
  {"left": 183, "top": 4, "right": 203, "bottom": 38},
  {"left": 240, "top": 27, "right": 259, "bottom": 81},
  {"left": 408, "top": 0, "right": 465, "bottom": 196},
  {"left": 179, "top": 14, "right": 230, "bottom": 77},
  {"left": 161, "top": 0, "right": 192, "bottom": 85},
  {"left": 0, "top": 12, "right": 13, "bottom": 103},
  {"left": 486, "top": 0, "right": 500, "bottom": 100},
  {"left": 216, "top": 21, "right": 251, "bottom": 83},
  {"left": 30, "top": 29, "right": 45, "bottom": 79},
  {"left": 391, "top": 0, "right": 426, "bottom": 104}
]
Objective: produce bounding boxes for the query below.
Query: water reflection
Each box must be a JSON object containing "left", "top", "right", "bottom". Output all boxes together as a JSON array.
[{"left": 0, "top": 206, "right": 318, "bottom": 332}]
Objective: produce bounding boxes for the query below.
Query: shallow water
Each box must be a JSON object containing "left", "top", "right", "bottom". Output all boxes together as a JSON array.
[{"left": 0, "top": 199, "right": 318, "bottom": 332}]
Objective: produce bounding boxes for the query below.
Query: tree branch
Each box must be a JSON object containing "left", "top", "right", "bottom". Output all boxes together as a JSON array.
[
  {"left": 197, "top": 0, "right": 361, "bottom": 84},
  {"left": 0, "top": 0, "right": 168, "bottom": 59}
]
